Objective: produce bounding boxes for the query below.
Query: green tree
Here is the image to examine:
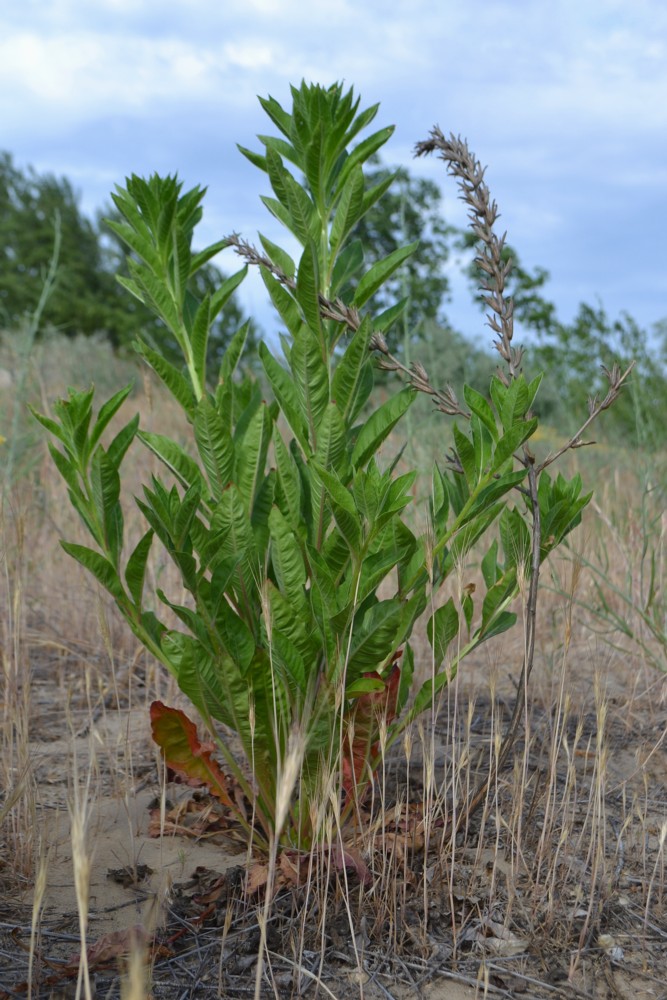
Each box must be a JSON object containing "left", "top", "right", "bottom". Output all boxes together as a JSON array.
[
  {"left": 0, "top": 152, "right": 258, "bottom": 379},
  {"left": 0, "top": 152, "right": 119, "bottom": 337}
]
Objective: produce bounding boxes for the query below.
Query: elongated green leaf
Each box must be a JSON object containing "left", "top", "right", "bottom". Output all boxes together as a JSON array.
[
  {"left": 285, "top": 175, "right": 319, "bottom": 245},
  {"left": 330, "top": 239, "right": 364, "bottom": 298},
  {"left": 453, "top": 423, "right": 478, "bottom": 488},
  {"left": 354, "top": 242, "right": 418, "bottom": 309},
  {"left": 493, "top": 418, "right": 538, "bottom": 470},
  {"left": 47, "top": 443, "right": 81, "bottom": 497},
  {"left": 291, "top": 329, "right": 329, "bottom": 441},
  {"left": 426, "top": 598, "right": 459, "bottom": 666},
  {"left": 475, "top": 610, "right": 517, "bottom": 645},
  {"left": 337, "top": 126, "right": 395, "bottom": 190},
  {"left": 189, "top": 237, "right": 230, "bottom": 276},
  {"left": 331, "top": 317, "right": 373, "bottom": 424},
  {"left": 313, "top": 402, "right": 348, "bottom": 478},
  {"left": 89, "top": 383, "right": 134, "bottom": 455},
  {"left": 237, "top": 143, "right": 267, "bottom": 171},
  {"left": 348, "top": 600, "right": 403, "bottom": 673},
  {"left": 127, "top": 264, "right": 182, "bottom": 336},
  {"left": 215, "top": 601, "right": 255, "bottom": 674},
  {"left": 259, "top": 343, "right": 309, "bottom": 451},
  {"left": 296, "top": 241, "right": 322, "bottom": 340},
  {"left": 466, "top": 468, "right": 527, "bottom": 519},
  {"left": 138, "top": 431, "right": 209, "bottom": 499},
  {"left": 330, "top": 165, "right": 365, "bottom": 254},
  {"left": 194, "top": 397, "right": 234, "bottom": 500},
  {"left": 260, "top": 270, "right": 303, "bottom": 338},
  {"left": 105, "top": 219, "right": 162, "bottom": 274},
  {"left": 29, "top": 406, "right": 68, "bottom": 449},
  {"left": 235, "top": 403, "right": 272, "bottom": 515},
  {"left": 270, "top": 630, "right": 307, "bottom": 694},
  {"left": 60, "top": 541, "right": 125, "bottom": 600},
  {"left": 259, "top": 233, "right": 295, "bottom": 280},
  {"left": 351, "top": 389, "right": 415, "bottom": 469},
  {"left": 106, "top": 415, "right": 139, "bottom": 471},
  {"left": 134, "top": 340, "right": 196, "bottom": 420},
  {"left": 210, "top": 267, "right": 248, "bottom": 322},
  {"left": 312, "top": 463, "right": 361, "bottom": 552},
  {"left": 189, "top": 296, "right": 211, "bottom": 389},
  {"left": 273, "top": 433, "right": 302, "bottom": 529},
  {"left": 90, "top": 451, "right": 123, "bottom": 564},
  {"left": 499, "top": 507, "right": 531, "bottom": 573},
  {"left": 125, "top": 529, "right": 154, "bottom": 607},
  {"left": 372, "top": 298, "right": 409, "bottom": 334},
  {"left": 463, "top": 384, "right": 497, "bottom": 439},
  {"left": 269, "top": 508, "right": 307, "bottom": 608}
]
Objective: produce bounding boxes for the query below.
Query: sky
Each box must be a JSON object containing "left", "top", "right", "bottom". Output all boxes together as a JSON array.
[{"left": 2, "top": 0, "right": 666, "bottom": 348}]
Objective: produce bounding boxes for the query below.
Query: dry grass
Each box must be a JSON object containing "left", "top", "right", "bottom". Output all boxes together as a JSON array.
[{"left": 1, "top": 334, "right": 666, "bottom": 999}]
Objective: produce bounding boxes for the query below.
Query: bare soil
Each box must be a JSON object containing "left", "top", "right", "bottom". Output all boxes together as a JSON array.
[{"left": 2, "top": 621, "right": 667, "bottom": 1000}]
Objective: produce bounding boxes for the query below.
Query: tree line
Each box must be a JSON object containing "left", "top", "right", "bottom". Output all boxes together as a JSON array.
[{"left": 1, "top": 150, "right": 664, "bottom": 443}]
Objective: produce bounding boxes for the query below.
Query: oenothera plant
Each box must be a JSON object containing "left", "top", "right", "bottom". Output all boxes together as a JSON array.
[{"left": 34, "top": 83, "right": 624, "bottom": 853}]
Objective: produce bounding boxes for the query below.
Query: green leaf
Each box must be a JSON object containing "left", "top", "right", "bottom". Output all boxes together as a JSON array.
[
  {"left": 481, "top": 539, "right": 501, "bottom": 589},
  {"left": 90, "top": 451, "right": 123, "bottom": 564},
  {"left": 218, "top": 320, "right": 249, "bottom": 386},
  {"left": 189, "top": 237, "right": 230, "bottom": 275},
  {"left": 351, "top": 389, "right": 415, "bottom": 469},
  {"left": 189, "top": 296, "right": 211, "bottom": 389},
  {"left": 291, "top": 329, "right": 330, "bottom": 441},
  {"left": 273, "top": 432, "right": 302, "bottom": 529},
  {"left": 492, "top": 418, "right": 538, "bottom": 470},
  {"left": 330, "top": 239, "right": 364, "bottom": 297},
  {"left": 133, "top": 340, "right": 196, "bottom": 420},
  {"left": 348, "top": 600, "right": 403, "bottom": 673},
  {"left": 373, "top": 298, "right": 409, "bottom": 334},
  {"left": 125, "top": 529, "right": 154, "bottom": 607},
  {"left": 215, "top": 601, "right": 255, "bottom": 674},
  {"left": 47, "top": 443, "right": 82, "bottom": 497},
  {"left": 209, "top": 267, "right": 247, "bottom": 323},
  {"left": 60, "top": 541, "right": 125, "bottom": 600},
  {"left": 89, "top": 383, "right": 134, "bottom": 455},
  {"left": 337, "top": 126, "right": 395, "bottom": 190},
  {"left": 260, "top": 270, "right": 302, "bottom": 338},
  {"left": 312, "top": 463, "right": 361, "bottom": 553},
  {"left": 331, "top": 317, "right": 373, "bottom": 424},
  {"left": 313, "top": 402, "right": 348, "bottom": 478},
  {"left": 269, "top": 508, "right": 307, "bottom": 608},
  {"left": 463, "top": 384, "right": 497, "bottom": 440},
  {"left": 139, "top": 431, "right": 209, "bottom": 499},
  {"left": 194, "top": 397, "right": 234, "bottom": 500},
  {"left": 354, "top": 242, "right": 418, "bottom": 309},
  {"left": 259, "top": 343, "right": 309, "bottom": 451},
  {"left": 235, "top": 403, "right": 272, "bottom": 515},
  {"left": 466, "top": 468, "right": 528, "bottom": 519},
  {"left": 330, "top": 165, "right": 365, "bottom": 254},
  {"left": 259, "top": 233, "right": 295, "bottom": 280},
  {"left": 107, "top": 415, "right": 140, "bottom": 471},
  {"left": 426, "top": 599, "right": 459, "bottom": 666},
  {"left": 453, "top": 423, "right": 478, "bottom": 488},
  {"left": 499, "top": 507, "right": 531, "bottom": 574},
  {"left": 480, "top": 569, "right": 518, "bottom": 636},
  {"left": 296, "top": 241, "right": 322, "bottom": 339},
  {"left": 476, "top": 610, "right": 517, "bottom": 644}
]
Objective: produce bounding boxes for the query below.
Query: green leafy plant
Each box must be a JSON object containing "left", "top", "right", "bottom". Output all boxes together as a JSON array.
[{"left": 33, "top": 83, "right": 631, "bottom": 854}]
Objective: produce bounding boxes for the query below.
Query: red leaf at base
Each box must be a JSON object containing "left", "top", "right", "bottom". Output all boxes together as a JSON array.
[{"left": 150, "top": 701, "right": 235, "bottom": 810}]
